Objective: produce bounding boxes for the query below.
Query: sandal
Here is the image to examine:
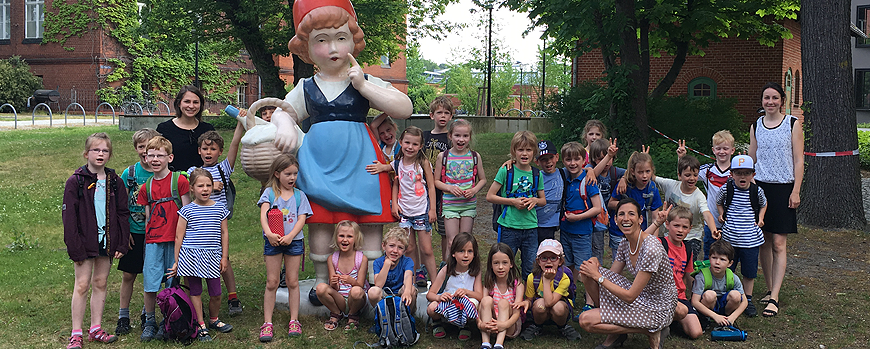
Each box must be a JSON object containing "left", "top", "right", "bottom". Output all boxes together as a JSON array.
[
  {"left": 345, "top": 313, "right": 360, "bottom": 331},
  {"left": 432, "top": 325, "right": 447, "bottom": 338},
  {"left": 762, "top": 299, "right": 779, "bottom": 317},
  {"left": 759, "top": 291, "right": 772, "bottom": 305},
  {"left": 288, "top": 319, "right": 303, "bottom": 336},
  {"left": 324, "top": 313, "right": 341, "bottom": 331},
  {"left": 458, "top": 329, "right": 472, "bottom": 341}
]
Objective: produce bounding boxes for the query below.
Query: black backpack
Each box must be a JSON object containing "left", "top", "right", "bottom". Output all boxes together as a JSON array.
[
  {"left": 492, "top": 166, "right": 540, "bottom": 241},
  {"left": 659, "top": 236, "right": 693, "bottom": 265},
  {"left": 215, "top": 165, "right": 236, "bottom": 219},
  {"left": 721, "top": 178, "right": 761, "bottom": 222}
]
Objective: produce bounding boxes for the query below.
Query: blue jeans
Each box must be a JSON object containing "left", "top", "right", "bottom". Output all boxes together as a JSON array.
[
  {"left": 592, "top": 227, "right": 607, "bottom": 264},
  {"left": 703, "top": 224, "right": 717, "bottom": 260},
  {"left": 608, "top": 232, "right": 623, "bottom": 262},
  {"left": 561, "top": 232, "right": 592, "bottom": 268},
  {"left": 500, "top": 227, "right": 537, "bottom": 277}
]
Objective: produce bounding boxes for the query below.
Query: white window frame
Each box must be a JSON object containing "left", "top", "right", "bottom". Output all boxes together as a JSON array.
[
  {"left": 25, "top": 0, "right": 44, "bottom": 39},
  {"left": 237, "top": 84, "right": 247, "bottom": 107},
  {"left": 0, "top": 0, "right": 10, "bottom": 40}
]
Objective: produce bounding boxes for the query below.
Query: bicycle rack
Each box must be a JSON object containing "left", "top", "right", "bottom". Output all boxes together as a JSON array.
[
  {"left": 32, "top": 103, "right": 53, "bottom": 127},
  {"left": 121, "top": 102, "right": 144, "bottom": 115},
  {"left": 96, "top": 102, "right": 117, "bottom": 124},
  {"left": 157, "top": 101, "right": 171, "bottom": 115},
  {"left": 64, "top": 103, "right": 87, "bottom": 125},
  {"left": 1, "top": 103, "right": 17, "bottom": 129}
]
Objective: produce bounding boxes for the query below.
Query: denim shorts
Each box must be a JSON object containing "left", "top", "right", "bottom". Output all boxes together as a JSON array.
[
  {"left": 143, "top": 242, "right": 175, "bottom": 293},
  {"left": 560, "top": 232, "right": 592, "bottom": 268},
  {"left": 398, "top": 213, "right": 431, "bottom": 232},
  {"left": 263, "top": 236, "right": 304, "bottom": 256},
  {"left": 728, "top": 246, "right": 759, "bottom": 279}
]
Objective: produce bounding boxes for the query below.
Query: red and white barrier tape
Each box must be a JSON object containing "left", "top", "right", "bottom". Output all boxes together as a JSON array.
[
  {"left": 803, "top": 149, "right": 859, "bottom": 157},
  {"left": 647, "top": 125, "right": 715, "bottom": 160}
]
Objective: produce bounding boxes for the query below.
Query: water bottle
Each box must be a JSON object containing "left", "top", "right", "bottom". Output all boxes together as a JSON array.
[{"left": 224, "top": 105, "right": 240, "bottom": 118}]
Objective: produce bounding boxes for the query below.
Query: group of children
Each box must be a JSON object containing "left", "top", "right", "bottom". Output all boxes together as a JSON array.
[{"left": 63, "top": 92, "right": 768, "bottom": 348}]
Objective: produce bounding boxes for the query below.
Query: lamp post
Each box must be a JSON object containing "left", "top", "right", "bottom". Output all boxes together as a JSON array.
[{"left": 486, "top": 3, "right": 492, "bottom": 116}]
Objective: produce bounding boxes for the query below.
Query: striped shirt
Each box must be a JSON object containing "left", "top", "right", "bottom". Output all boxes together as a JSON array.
[
  {"left": 716, "top": 185, "right": 766, "bottom": 248},
  {"left": 441, "top": 151, "right": 477, "bottom": 212},
  {"left": 188, "top": 158, "right": 234, "bottom": 211},
  {"left": 178, "top": 202, "right": 230, "bottom": 250}
]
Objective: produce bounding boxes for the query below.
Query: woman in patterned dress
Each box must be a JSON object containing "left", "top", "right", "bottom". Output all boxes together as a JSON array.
[{"left": 578, "top": 198, "right": 677, "bottom": 349}]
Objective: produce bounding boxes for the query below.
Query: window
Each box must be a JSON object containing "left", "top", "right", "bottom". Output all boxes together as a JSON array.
[
  {"left": 858, "top": 6, "right": 870, "bottom": 47},
  {"left": 688, "top": 77, "right": 716, "bottom": 99},
  {"left": 380, "top": 55, "right": 391, "bottom": 68},
  {"left": 1, "top": 0, "right": 10, "bottom": 40},
  {"left": 793, "top": 70, "right": 801, "bottom": 108},
  {"left": 785, "top": 69, "right": 793, "bottom": 115},
  {"left": 25, "top": 0, "right": 44, "bottom": 39},
  {"left": 237, "top": 84, "right": 247, "bottom": 107},
  {"left": 856, "top": 69, "right": 870, "bottom": 110}
]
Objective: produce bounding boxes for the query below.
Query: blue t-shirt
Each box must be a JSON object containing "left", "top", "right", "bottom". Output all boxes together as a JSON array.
[
  {"left": 560, "top": 171, "right": 600, "bottom": 235},
  {"left": 94, "top": 179, "right": 107, "bottom": 248},
  {"left": 609, "top": 180, "right": 663, "bottom": 236},
  {"left": 257, "top": 187, "right": 314, "bottom": 241},
  {"left": 373, "top": 255, "right": 414, "bottom": 291},
  {"left": 178, "top": 202, "right": 230, "bottom": 250},
  {"left": 536, "top": 169, "right": 564, "bottom": 228},
  {"left": 121, "top": 162, "right": 154, "bottom": 235}
]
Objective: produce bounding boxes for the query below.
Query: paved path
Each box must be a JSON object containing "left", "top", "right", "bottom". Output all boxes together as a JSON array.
[{"left": 0, "top": 118, "right": 117, "bottom": 130}]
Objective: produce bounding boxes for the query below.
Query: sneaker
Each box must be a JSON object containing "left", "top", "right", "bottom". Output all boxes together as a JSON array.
[
  {"left": 745, "top": 296, "right": 758, "bottom": 317},
  {"left": 415, "top": 268, "right": 428, "bottom": 287},
  {"left": 288, "top": 320, "right": 302, "bottom": 337},
  {"left": 115, "top": 317, "right": 131, "bottom": 336},
  {"left": 140, "top": 321, "right": 157, "bottom": 342},
  {"left": 88, "top": 328, "right": 118, "bottom": 343},
  {"left": 67, "top": 335, "right": 83, "bottom": 349},
  {"left": 228, "top": 298, "right": 243, "bottom": 316},
  {"left": 209, "top": 319, "right": 234, "bottom": 333},
  {"left": 560, "top": 324, "right": 581, "bottom": 341},
  {"left": 155, "top": 319, "right": 165, "bottom": 340},
  {"left": 197, "top": 327, "right": 213, "bottom": 342},
  {"left": 259, "top": 323, "right": 274, "bottom": 342},
  {"left": 520, "top": 323, "right": 540, "bottom": 341}
]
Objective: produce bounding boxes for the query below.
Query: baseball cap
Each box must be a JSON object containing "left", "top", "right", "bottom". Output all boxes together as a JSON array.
[
  {"left": 538, "top": 140, "right": 556, "bottom": 159},
  {"left": 537, "top": 239, "right": 563, "bottom": 257},
  {"left": 731, "top": 155, "right": 755, "bottom": 171}
]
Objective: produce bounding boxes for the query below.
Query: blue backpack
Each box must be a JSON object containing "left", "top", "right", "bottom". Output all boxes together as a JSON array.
[
  {"left": 492, "top": 166, "right": 540, "bottom": 241},
  {"left": 372, "top": 287, "right": 419, "bottom": 347}
]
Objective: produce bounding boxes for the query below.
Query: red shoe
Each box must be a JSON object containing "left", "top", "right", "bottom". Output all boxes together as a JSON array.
[{"left": 88, "top": 328, "right": 118, "bottom": 343}]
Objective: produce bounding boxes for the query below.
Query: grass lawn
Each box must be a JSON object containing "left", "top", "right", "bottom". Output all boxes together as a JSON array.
[{"left": 0, "top": 126, "right": 867, "bottom": 348}]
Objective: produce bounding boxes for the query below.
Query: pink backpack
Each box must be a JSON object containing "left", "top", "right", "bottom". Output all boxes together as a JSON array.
[{"left": 156, "top": 281, "right": 197, "bottom": 343}]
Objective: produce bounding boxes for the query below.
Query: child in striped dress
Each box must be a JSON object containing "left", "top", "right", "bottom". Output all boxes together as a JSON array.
[
  {"left": 315, "top": 220, "right": 369, "bottom": 331},
  {"left": 169, "top": 168, "right": 233, "bottom": 341},
  {"left": 434, "top": 119, "right": 487, "bottom": 261}
]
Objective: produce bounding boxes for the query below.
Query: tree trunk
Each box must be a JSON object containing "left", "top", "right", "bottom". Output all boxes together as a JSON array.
[
  {"left": 800, "top": 0, "right": 867, "bottom": 228},
  {"left": 615, "top": 0, "right": 649, "bottom": 146},
  {"left": 650, "top": 41, "right": 689, "bottom": 100}
]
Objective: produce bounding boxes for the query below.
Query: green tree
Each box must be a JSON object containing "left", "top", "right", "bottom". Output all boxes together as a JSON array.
[
  {"left": 442, "top": 64, "right": 478, "bottom": 114},
  {"left": 406, "top": 42, "right": 439, "bottom": 113},
  {"left": 504, "top": 0, "right": 799, "bottom": 143},
  {"left": 0, "top": 57, "right": 43, "bottom": 111}
]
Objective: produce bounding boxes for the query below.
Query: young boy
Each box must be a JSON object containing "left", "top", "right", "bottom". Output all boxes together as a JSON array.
[
  {"left": 187, "top": 129, "right": 244, "bottom": 316},
  {"left": 715, "top": 154, "right": 767, "bottom": 317},
  {"left": 679, "top": 130, "right": 734, "bottom": 259},
  {"left": 654, "top": 155, "right": 718, "bottom": 262},
  {"left": 423, "top": 95, "right": 454, "bottom": 285},
  {"left": 657, "top": 206, "right": 703, "bottom": 339},
  {"left": 558, "top": 142, "right": 601, "bottom": 308},
  {"left": 586, "top": 139, "right": 624, "bottom": 262},
  {"left": 486, "top": 131, "right": 546, "bottom": 277},
  {"left": 691, "top": 240, "right": 748, "bottom": 327},
  {"left": 368, "top": 227, "right": 418, "bottom": 310},
  {"left": 115, "top": 128, "right": 160, "bottom": 336},
  {"left": 137, "top": 136, "right": 191, "bottom": 342},
  {"left": 535, "top": 140, "right": 562, "bottom": 244},
  {"left": 259, "top": 106, "right": 276, "bottom": 122}
]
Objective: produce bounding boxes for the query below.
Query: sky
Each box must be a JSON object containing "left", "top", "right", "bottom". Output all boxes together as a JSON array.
[{"left": 414, "top": 0, "right": 546, "bottom": 66}]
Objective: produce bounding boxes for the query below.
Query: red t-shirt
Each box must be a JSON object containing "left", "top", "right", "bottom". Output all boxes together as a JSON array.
[
  {"left": 137, "top": 173, "right": 189, "bottom": 243},
  {"left": 665, "top": 238, "right": 694, "bottom": 300}
]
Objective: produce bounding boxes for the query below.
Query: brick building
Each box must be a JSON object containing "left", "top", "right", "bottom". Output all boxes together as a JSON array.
[
  {"left": 0, "top": 0, "right": 407, "bottom": 113},
  {"left": 572, "top": 19, "right": 803, "bottom": 123}
]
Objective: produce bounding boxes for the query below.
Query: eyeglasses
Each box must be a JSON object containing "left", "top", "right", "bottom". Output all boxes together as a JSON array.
[
  {"left": 89, "top": 149, "right": 110, "bottom": 154},
  {"left": 539, "top": 256, "right": 560, "bottom": 262},
  {"left": 146, "top": 154, "right": 167, "bottom": 159}
]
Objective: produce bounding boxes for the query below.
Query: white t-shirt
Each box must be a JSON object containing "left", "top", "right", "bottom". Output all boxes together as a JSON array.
[
  {"left": 654, "top": 177, "right": 709, "bottom": 241},
  {"left": 396, "top": 159, "right": 429, "bottom": 216}
]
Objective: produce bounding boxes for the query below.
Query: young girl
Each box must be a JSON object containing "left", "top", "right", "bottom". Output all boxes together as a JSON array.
[
  {"left": 63, "top": 132, "right": 130, "bottom": 349},
  {"left": 168, "top": 168, "right": 233, "bottom": 341},
  {"left": 391, "top": 126, "right": 437, "bottom": 288},
  {"left": 582, "top": 120, "right": 607, "bottom": 166},
  {"left": 434, "top": 119, "right": 487, "bottom": 257},
  {"left": 520, "top": 239, "right": 581, "bottom": 341},
  {"left": 314, "top": 220, "right": 368, "bottom": 331},
  {"left": 478, "top": 243, "right": 526, "bottom": 349},
  {"left": 258, "top": 154, "right": 313, "bottom": 341},
  {"left": 610, "top": 151, "right": 663, "bottom": 231},
  {"left": 427, "top": 232, "right": 483, "bottom": 341}
]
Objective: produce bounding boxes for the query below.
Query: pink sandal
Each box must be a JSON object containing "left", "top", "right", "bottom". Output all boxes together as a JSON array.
[{"left": 288, "top": 319, "right": 302, "bottom": 337}]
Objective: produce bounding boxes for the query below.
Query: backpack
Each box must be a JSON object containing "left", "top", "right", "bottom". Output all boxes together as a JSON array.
[
  {"left": 700, "top": 266, "right": 736, "bottom": 292},
  {"left": 156, "top": 279, "right": 197, "bottom": 344},
  {"left": 558, "top": 168, "right": 608, "bottom": 227},
  {"left": 125, "top": 164, "right": 146, "bottom": 224},
  {"left": 215, "top": 165, "right": 236, "bottom": 220},
  {"left": 372, "top": 287, "right": 419, "bottom": 348},
  {"left": 74, "top": 165, "right": 119, "bottom": 200},
  {"left": 532, "top": 265, "right": 576, "bottom": 304},
  {"left": 721, "top": 178, "right": 761, "bottom": 222},
  {"left": 439, "top": 150, "right": 479, "bottom": 185},
  {"left": 142, "top": 171, "right": 185, "bottom": 217},
  {"left": 492, "top": 166, "right": 540, "bottom": 241},
  {"left": 658, "top": 236, "right": 693, "bottom": 268}
]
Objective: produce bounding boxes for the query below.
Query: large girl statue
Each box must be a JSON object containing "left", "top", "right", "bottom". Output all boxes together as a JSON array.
[{"left": 270, "top": 0, "right": 412, "bottom": 302}]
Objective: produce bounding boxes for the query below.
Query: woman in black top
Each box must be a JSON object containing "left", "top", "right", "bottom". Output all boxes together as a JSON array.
[{"left": 156, "top": 85, "right": 215, "bottom": 171}]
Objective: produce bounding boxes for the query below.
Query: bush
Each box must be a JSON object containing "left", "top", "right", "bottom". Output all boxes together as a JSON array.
[
  {"left": 648, "top": 96, "right": 747, "bottom": 150},
  {"left": 0, "top": 56, "right": 43, "bottom": 111},
  {"left": 859, "top": 130, "right": 870, "bottom": 171},
  {"left": 545, "top": 81, "right": 611, "bottom": 146}
]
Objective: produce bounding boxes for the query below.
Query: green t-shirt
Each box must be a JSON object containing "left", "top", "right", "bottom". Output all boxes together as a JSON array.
[
  {"left": 494, "top": 166, "right": 544, "bottom": 229},
  {"left": 121, "top": 162, "right": 154, "bottom": 235}
]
